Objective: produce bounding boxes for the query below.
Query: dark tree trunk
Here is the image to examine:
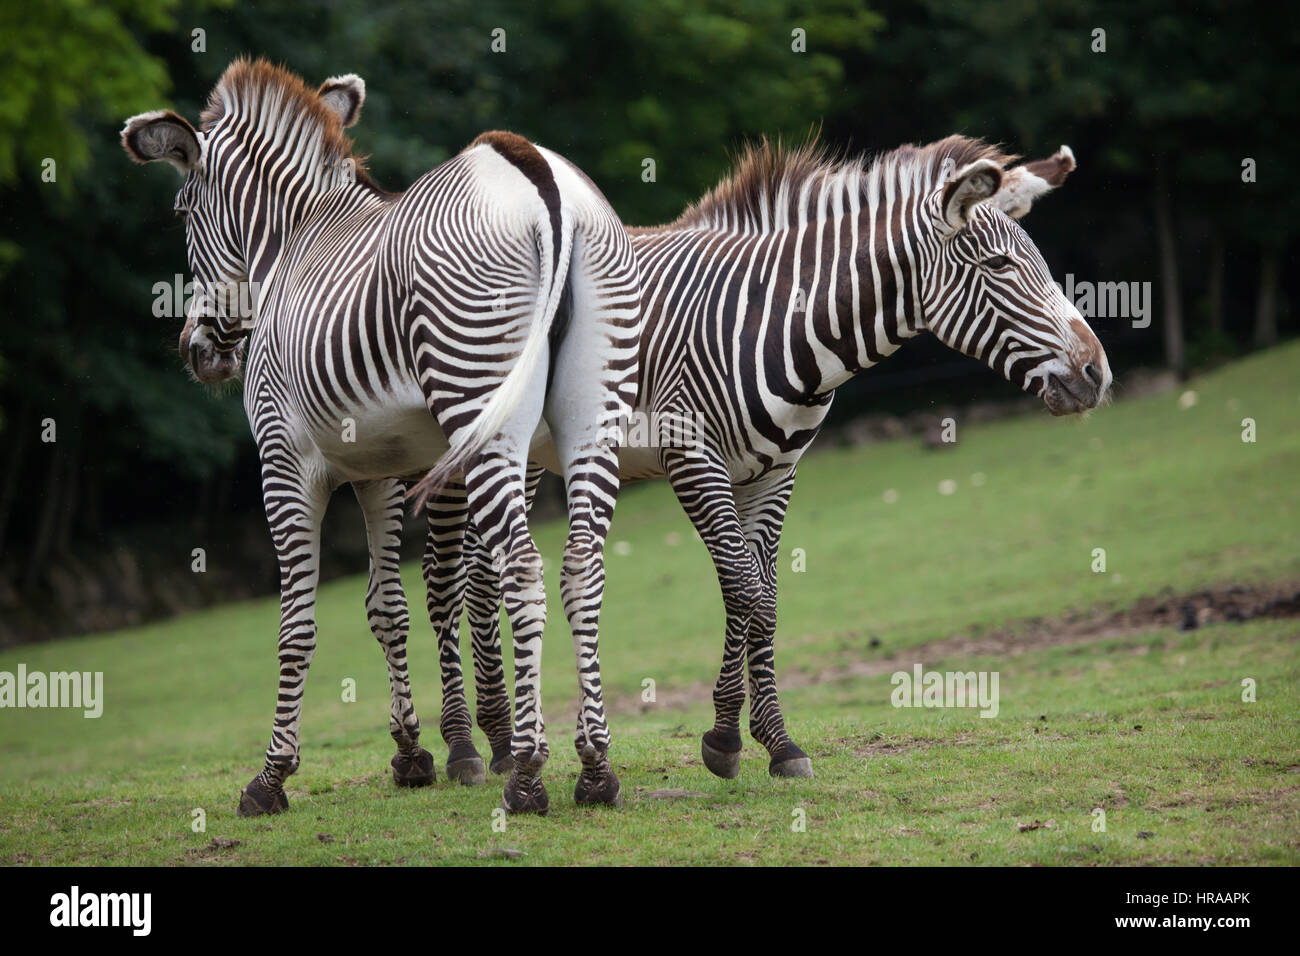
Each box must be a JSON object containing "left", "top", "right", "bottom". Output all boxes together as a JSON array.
[
  {"left": 1253, "top": 249, "right": 1280, "bottom": 347},
  {"left": 0, "top": 397, "right": 31, "bottom": 557},
  {"left": 54, "top": 424, "right": 81, "bottom": 554},
  {"left": 24, "top": 440, "right": 64, "bottom": 593},
  {"left": 1153, "top": 162, "right": 1185, "bottom": 375},
  {"left": 1207, "top": 233, "right": 1225, "bottom": 337}
]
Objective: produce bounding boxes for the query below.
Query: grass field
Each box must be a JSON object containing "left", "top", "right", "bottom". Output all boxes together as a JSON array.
[{"left": 2, "top": 343, "right": 1298, "bottom": 865}]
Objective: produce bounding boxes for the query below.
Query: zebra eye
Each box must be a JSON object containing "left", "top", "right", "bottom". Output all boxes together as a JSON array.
[{"left": 982, "top": 255, "right": 1012, "bottom": 270}]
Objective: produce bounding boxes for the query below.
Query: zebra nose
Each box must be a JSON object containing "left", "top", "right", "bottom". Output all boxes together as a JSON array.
[{"left": 1083, "top": 363, "right": 1103, "bottom": 388}]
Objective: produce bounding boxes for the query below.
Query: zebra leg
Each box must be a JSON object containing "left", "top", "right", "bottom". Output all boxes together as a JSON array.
[
  {"left": 736, "top": 470, "right": 812, "bottom": 778},
  {"left": 460, "top": 463, "right": 547, "bottom": 775},
  {"left": 553, "top": 449, "right": 621, "bottom": 807},
  {"left": 544, "top": 224, "right": 638, "bottom": 808},
  {"left": 663, "top": 450, "right": 757, "bottom": 780},
  {"left": 461, "top": 521, "right": 513, "bottom": 774},
  {"left": 421, "top": 480, "right": 487, "bottom": 785},
  {"left": 238, "top": 466, "right": 329, "bottom": 817},
  {"left": 463, "top": 455, "right": 550, "bottom": 814},
  {"left": 352, "top": 479, "right": 435, "bottom": 788},
  {"left": 445, "top": 357, "right": 551, "bottom": 815}
]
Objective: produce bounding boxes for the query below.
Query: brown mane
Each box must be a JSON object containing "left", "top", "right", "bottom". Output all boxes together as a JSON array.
[
  {"left": 645, "top": 134, "right": 1019, "bottom": 234},
  {"left": 199, "top": 58, "right": 372, "bottom": 183}
]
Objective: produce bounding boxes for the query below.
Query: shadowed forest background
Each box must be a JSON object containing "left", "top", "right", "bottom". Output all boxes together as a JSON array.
[{"left": 0, "top": 0, "right": 1295, "bottom": 642}]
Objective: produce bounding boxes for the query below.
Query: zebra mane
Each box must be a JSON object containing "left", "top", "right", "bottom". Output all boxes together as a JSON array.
[
  {"left": 199, "top": 58, "right": 371, "bottom": 182},
  {"left": 662, "top": 134, "right": 1019, "bottom": 233}
]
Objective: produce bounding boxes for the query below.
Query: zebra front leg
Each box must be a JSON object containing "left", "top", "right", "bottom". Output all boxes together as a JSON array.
[
  {"left": 737, "top": 471, "right": 811, "bottom": 778},
  {"left": 742, "top": 580, "right": 811, "bottom": 777},
  {"left": 421, "top": 480, "right": 486, "bottom": 785},
  {"left": 238, "top": 466, "right": 329, "bottom": 817},
  {"left": 354, "top": 480, "right": 435, "bottom": 788},
  {"left": 663, "top": 450, "right": 756, "bottom": 781}
]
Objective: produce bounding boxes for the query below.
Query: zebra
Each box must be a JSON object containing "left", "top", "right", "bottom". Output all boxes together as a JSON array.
[
  {"left": 121, "top": 59, "right": 639, "bottom": 816},
  {"left": 426, "top": 135, "right": 1110, "bottom": 783}
]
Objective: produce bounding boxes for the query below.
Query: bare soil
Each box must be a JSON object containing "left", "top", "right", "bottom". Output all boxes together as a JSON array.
[{"left": 607, "top": 582, "right": 1300, "bottom": 717}]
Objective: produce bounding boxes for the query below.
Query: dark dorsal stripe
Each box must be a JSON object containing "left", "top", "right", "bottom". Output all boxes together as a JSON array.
[{"left": 472, "top": 130, "right": 562, "bottom": 276}]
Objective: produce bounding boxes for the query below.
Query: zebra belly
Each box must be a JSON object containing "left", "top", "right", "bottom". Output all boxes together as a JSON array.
[
  {"left": 615, "top": 446, "right": 669, "bottom": 482},
  {"left": 312, "top": 396, "right": 559, "bottom": 485},
  {"left": 312, "top": 399, "right": 452, "bottom": 483},
  {"left": 518, "top": 433, "right": 667, "bottom": 484}
]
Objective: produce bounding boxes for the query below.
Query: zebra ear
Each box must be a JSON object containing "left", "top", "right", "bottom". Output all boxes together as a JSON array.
[
  {"left": 318, "top": 74, "right": 365, "bottom": 128},
  {"left": 121, "top": 110, "right": 200, "bottom": 172},
  {"left": 991, "top": 146, "right": 1076, "bottom": 219},
  {"left": 939, "top": 158, "right": 1003, "bottom": 232}
]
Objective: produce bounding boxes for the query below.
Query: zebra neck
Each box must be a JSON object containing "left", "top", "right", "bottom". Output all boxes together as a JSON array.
[
  {"left": 765, "top": 213, "right": 924, "bottom": 402},
  {"left": 243, "top": 178, "right": 387, "bottom": 288}
]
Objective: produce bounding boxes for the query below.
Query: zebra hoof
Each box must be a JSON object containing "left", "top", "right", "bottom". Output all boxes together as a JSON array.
[
  {"left": 701, "top": 730, "right": 742, "bottom": 779},
  {"left": 501, "top": 772, "right": 549, "bottom": 815},
  {"left": 446, "top": 755, "right": 487, "bottom": 786},
  {"left": 391, "top": 748, "right": 436, "bottom": 787},
  {"left": 770, "top": 757, "right": 814, "bottom": 778},
  {"left": 237, "top": 776, "right": 288, "bottom": 817},
  {"left": 574, "top": 768, "right": 623, "bottom": 808},
  {"left": 445, "top": 741, "right": 485, "bottom": 785},
  {"left": 769, "top": 743, "right": 814, "bottom": 779},
  {"left": 489, "top": 744, "right": 515, "bottom": 776}
]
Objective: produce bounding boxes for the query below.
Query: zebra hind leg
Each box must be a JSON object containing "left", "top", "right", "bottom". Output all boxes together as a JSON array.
[
  {"left": 461, "top": 452, "right": 551, "bottom": 815},
  {"left": 464, "top": 527, "right": 514, "bottom": 775},
  {"left": 464, "top": 459, "right": 622, "bottom": 804},
  {"left": 556, "top": 453, "right": 622, "bottom": 808},
  {"left": 461, "top": 468, "right": 547, "bottom": 775},
  {"left": 542, "top": 221, "right": 639, "bottom": 807},
  {"left": 353, "top": 480, "right": 435, "bottom": 788},
  {"left": 453, "top": 465, "right": 546, "bottom": 777},
  {"left": 422, "top": 480, "right": 487, "bottom": 785}
]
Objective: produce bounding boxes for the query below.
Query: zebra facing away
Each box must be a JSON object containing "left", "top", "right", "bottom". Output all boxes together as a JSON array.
[
  {"left": 432, "top": 135, "right": 1110, "bottom": 783},
  {"left": 122, "top": 60, "right": 640, "bottom": 816}
]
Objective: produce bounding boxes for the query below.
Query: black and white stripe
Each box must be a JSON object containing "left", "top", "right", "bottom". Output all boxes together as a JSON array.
[
  {"left": 433, "top": 135, "right": 1109, "bottom": 782},
  {"left": 124, "top": 60, "right": 639, "bottom": 816}
]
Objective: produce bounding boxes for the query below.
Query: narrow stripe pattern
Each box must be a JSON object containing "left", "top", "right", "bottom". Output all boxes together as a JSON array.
[
  {"left": 125, "top": 60, "right": 640, "bottom": 814},
  {"left": 432, "top": 135, "right": 1109, "bottom": 780}
]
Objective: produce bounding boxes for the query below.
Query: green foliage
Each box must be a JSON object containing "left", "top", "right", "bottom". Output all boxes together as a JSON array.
[
  {"left": 862, "top": 0, "right": 1299, "bottom": 245},
  {"left": 0, "top": 0, "right": 1294, "bottom": 579},
  {"left": 0, "top": 0, "right": 183, "bottom": 189}
]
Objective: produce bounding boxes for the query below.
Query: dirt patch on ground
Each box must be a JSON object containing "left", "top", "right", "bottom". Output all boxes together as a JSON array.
[
  {"left": 993, "top": 583, "right": 1300, "bottom": 645},
  {"left": 854, "top": 730, "right": 980, "bottom": 756},
  {"left": 606, "top": 582, "right": 1300, "bottom": 718}
]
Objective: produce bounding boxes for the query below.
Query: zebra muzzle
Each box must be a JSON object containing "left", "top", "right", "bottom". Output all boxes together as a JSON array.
[
  {"left": 1043, "top": 371, "right": 1101, "bottom": 416},
  {"left": 187, "top": 338, "right": 244, "bottom": 384}
]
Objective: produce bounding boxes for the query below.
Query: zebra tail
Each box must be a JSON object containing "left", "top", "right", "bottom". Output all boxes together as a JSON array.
[{"left": 407, "top": 210, "right": 574, "bottom": 513}]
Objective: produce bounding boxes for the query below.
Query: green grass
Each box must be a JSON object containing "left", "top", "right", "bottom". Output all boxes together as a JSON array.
[{"left": 2, "top": 343, "right": 1298, "bottom": 865}]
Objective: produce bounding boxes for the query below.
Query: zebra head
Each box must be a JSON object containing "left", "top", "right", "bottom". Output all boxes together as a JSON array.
[
  {"left": 121, "top": 66, "right": 367, "bottom": 384},
  {"left": 918, "top": 148, "right": 1110, "bottom": 415},
  {"left": 122, "top": 108, "right": 248, "bottom": 384}
]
